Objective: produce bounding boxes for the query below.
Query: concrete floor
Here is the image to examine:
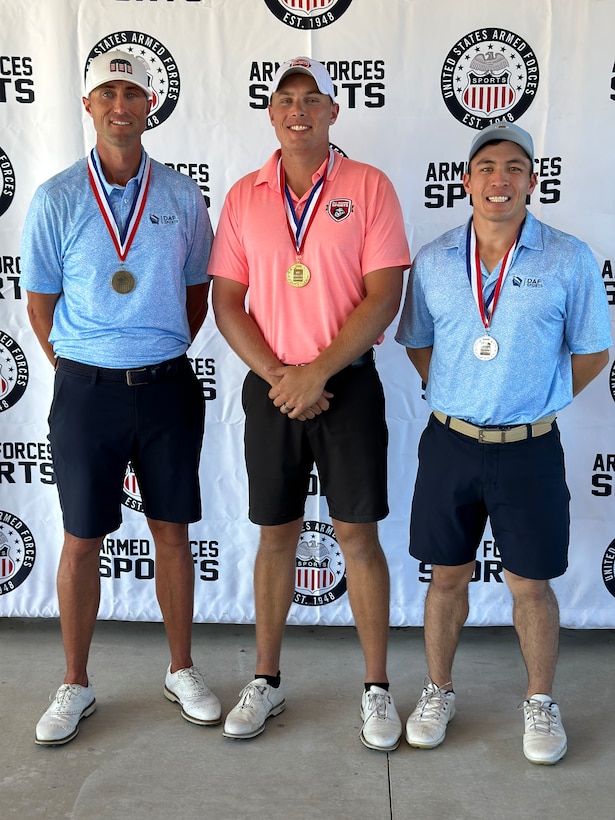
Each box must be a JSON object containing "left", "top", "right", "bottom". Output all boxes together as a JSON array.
[{"left": 1, "top": 619, "right": 613, "bottom": 820}]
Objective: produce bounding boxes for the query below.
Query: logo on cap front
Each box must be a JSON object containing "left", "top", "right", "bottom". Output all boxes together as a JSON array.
[
  {"left": 440, "top": 28, "right": 540, "bottom": 129},
  {"left": 263, "top": 0, "right": 353, "bottom": 29},
  {"left": 85, "top": 32, "right": 181, "bottom": 130},
  {"left": 109, "top": 57, "right": 135, "bottom": 78}
]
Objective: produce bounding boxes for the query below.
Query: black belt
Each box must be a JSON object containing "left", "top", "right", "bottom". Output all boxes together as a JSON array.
[{"left": 56, "top": 355, "right": 187, "bottom": 386}]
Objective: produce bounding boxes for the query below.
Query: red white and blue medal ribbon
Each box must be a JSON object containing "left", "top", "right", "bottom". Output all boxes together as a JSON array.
[
  {"left": 466, "top": 219, "right": 521, "bottom": 360},
  {"left": 278, "top": 149, "right": 334, "bottom": 287},
  {"left": 87, "top": 150, "right": 151, "bottom": 292}
]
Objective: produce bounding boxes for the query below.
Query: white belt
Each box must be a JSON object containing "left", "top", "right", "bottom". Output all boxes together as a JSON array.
[{"left": 433, "top": 411, "right": 556, "bottom": 444}]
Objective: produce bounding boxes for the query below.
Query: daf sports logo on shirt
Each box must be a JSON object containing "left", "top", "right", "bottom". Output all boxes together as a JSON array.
[
  {"left": 0, "top": 331, "right": 28, "bottom": 413},
  {"left": 264, "top": 0, "right": 353, "bottom": 29},
  {"left": 0, "top": 511, "right": 36, "bottom": 596},
  {"left": 85, "top": 32, "right": 181, "bottom": 130},
  {"left": 0, "top": 146, "right": 16, "bottom": 217},
  {"left": 293, "top": 521, "right": 347, "bottom": 607},
  {"left": 440, "top": 28, "right": 539, "bottom": 129}
]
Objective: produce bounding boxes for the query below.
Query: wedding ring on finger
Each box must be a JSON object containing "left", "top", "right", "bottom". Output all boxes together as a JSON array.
[{"left": 282, "top": 403, "right": 291, "bottom": 413}]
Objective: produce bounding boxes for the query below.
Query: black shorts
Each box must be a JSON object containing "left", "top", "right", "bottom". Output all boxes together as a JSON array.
[
  {"left": 49, "top": 356, "right": 205, "bottom": 539},
  {"left": 242, "top": 360, "right": 389, "bottom": 526},
  {"left": 409, "top": 413, "right": 570, "bottom": 580}
]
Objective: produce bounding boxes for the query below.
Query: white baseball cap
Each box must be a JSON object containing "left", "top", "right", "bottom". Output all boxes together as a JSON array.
[
  {"left": 85, "top": 51, "right": 153, "bottom": 99},
  {"left": 270, "top": 57, "right": 336, "bottom": 102}
]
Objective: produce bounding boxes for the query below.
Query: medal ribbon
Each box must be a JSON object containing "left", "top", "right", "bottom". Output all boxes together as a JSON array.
[
  {"left": 466, "top": 219, "right": 522, "bottom": 332},
  {"left": 278, "top": 149, "right": 334, "bottom": 258},
  {"left": 87, "top": 149, "right": 151, "bottom": 263}
]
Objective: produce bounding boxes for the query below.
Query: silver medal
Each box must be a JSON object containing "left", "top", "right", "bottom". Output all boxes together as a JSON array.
[{"left": 473, "top": 334, "right": 498, "bottom": 361}]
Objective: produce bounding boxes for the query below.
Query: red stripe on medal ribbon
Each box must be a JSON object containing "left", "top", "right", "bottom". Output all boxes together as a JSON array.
[
  {"left": 87, "top": 152, "right": 151, "bottom": 263},
  {"left": 469, "top": 221, "right": 518, "bottom": 332},
  {"left": 279, "top": 149, "right": 334, "bottom": 258}
]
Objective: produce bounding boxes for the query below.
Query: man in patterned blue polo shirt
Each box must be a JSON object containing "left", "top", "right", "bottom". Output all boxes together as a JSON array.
[
  {"left": 21, "top": 51, "right": 220, "bottom": 745},
  {"left": 396, "top": 122, "right": 611, "bottom": 765}
]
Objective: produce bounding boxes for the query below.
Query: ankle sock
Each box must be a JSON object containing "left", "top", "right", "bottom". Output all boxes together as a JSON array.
[
  {"left": 365, "top": 681, "right": 389, "bottom": 692},
  {"left": 256, "top": 671, "right": 281, "bottom": 688}
]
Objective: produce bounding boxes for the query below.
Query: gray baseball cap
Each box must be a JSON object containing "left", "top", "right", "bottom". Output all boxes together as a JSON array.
[{"left": 468, "top": 122, "right": 534, "bottom": 164}]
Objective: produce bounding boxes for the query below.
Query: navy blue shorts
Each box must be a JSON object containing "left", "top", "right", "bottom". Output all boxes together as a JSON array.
[
  {"left": 409, "top": 413, "right": 570, "bottom": 580},
  {"left": 242, "top": 360, "right": 389, "bottom": 526},
  {"left": 49, "top": 356, "right": 205, "bottom": 539}
]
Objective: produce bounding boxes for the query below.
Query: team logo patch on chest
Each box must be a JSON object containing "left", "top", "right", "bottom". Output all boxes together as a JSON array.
[{"left": 326, "top": 198, "right": 353, "bottom": 222}]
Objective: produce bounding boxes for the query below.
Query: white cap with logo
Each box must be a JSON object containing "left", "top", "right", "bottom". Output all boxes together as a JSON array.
[
  {"left": 269, "top": 56, "right": 336, "bottom": 102},
  {"left": 85, "top": 51, "right": 153, "bottom": 99}
]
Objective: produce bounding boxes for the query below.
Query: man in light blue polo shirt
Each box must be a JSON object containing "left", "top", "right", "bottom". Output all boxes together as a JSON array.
[
  {"left": 396, "top": 122, "right": 611, "bottom": 765},
  {"left": 21, "top": 51, "right": 220, "bottom": 745}
]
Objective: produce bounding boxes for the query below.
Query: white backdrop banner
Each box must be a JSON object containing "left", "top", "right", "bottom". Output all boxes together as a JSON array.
[{"left": 1, "top": 0, "right": 614, "bottom": 627}]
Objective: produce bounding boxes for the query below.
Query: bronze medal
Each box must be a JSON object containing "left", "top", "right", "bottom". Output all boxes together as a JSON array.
[
  {"left": 286, "top": 261, "right": 311, "bottom": 288},
  {"left": 88, "top": 151, "right": 151, "bottom": 299},
  {"left": 111, "top": 269, "right": 136, "bottom": 294}
]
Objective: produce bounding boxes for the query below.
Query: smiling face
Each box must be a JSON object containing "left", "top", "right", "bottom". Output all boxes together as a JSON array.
[
  {"left": 268, "top": 72, "right": 339, "bottom": 158},
  {"left": 463, "top": 140, "right": 537, "bottom": 228},
  {"left": 82, "top": 80, "right": 151, "bottom": 150}
]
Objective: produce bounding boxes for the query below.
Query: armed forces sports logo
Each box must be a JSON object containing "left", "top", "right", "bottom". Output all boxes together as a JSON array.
[
  {"left": 122, "top": 463, "right": 144, "bottom": 513},
  {"left": 85, "top": 32, "right": 181, "bottom": 130},
  {"left": 0, "top": 146, "right": 16, "bottom": 217},
  {"left": 0, "top": 331, "right": 29, "bottom": 412},
  {"left": 293, "top": 521, "right": 347, "bottom": 606},
  {"left": 0, "top": 511, "right": 36, "bottom": 595},
  {"left": 441, "top": 28, "right": 539, "bottom": 129},
  {"left": 609, "top": 360, "right": 615, "bottom": 403},
  {"left": 602, "top": 539, "right": 615, "bottom": 597},
  {"left": 264, "top": 0, "right": 353, "bottom": 29}
]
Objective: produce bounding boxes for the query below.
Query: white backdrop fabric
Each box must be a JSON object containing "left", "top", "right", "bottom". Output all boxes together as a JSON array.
[{"left": 1, "top": 0, "right": 615, "bottom": 627}]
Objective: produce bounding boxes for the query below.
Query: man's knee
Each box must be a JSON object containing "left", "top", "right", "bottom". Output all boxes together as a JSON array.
[
  {"left": 258, "top": 520, "right": 303, "bottom": 555},
  {"left": 505, "top": 570, "right": 553, "bottom": 599},
  {"left": 333, "top": 521, "right": 383, "bottom": 563},
  {"left": 147, "top": 519, "right": 189, "bottom": 550},
  {"left": 430, "top": 562, "right": 475, "bottom": 594}
]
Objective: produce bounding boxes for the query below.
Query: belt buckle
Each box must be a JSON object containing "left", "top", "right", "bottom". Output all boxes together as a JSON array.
[
  {"left": 126, "top": 367, "right": 147, "bottom": 386},
  {"left": 478, "top": 427, "right": 486, "bottom": 443}
]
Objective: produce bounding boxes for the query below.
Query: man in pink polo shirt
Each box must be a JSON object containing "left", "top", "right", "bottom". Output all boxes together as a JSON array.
[{"left": 210, "top": 57, "right": 410, "bottom": 750}]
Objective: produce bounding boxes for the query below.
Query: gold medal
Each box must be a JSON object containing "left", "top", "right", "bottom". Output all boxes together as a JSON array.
[
  {"left": 111, "top": 269, "right": 136, "bottom": 294},
  {"left": 286, "top": 261, "right": 311, "bottom": 288}
]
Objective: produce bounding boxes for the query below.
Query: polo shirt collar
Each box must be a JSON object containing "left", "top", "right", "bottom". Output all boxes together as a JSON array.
[
  {"left": 449, "top": 210, "right": 544, "bottom": 260},
  {"left": 91, "top": 146, "right": 147, "bottom": 193},
  {"left": 256, "top": 148, "right": 341, "bottom": 193}
]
